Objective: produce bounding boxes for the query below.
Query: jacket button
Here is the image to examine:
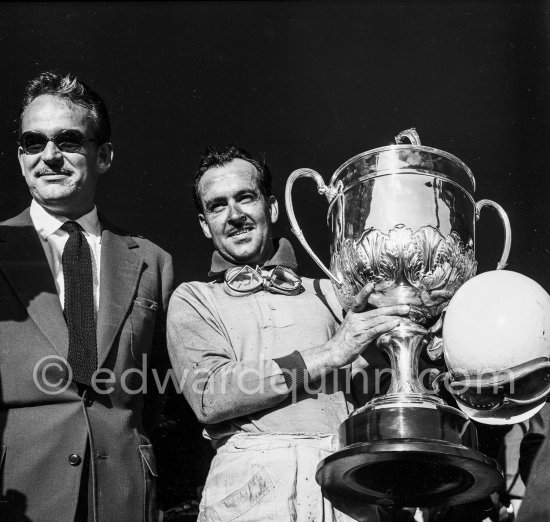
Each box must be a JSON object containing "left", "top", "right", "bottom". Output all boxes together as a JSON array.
[
  {"left": 84, "top": 397, "right": 94, "bottom": 407},
  {"left": 68, "top": 453, "right": 81, "bottom": 466}
]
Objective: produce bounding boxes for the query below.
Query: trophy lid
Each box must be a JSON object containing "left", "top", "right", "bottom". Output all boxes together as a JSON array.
[{"left": 330, "top": 128, "right": 476, "bottom": 195}]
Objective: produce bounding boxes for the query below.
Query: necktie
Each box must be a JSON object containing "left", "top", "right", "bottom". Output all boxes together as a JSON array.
[{"left": 61, "top": 221, "right": 97, "bottom": 387}]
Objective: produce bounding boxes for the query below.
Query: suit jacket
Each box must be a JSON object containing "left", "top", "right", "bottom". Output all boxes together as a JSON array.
[{"left": 0, "top": 208, "right": 174, "bottom": 522}]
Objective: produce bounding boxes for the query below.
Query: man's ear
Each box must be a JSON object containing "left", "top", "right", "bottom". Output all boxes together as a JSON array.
[
  {"left": 198, "top": 214, "right": 213, "bottom": 239},
  {"left": 268, "top": 196, "right": 279, "bottom": 224},
  {"left": 17, "top": 147, "right": 25, "bottom": 177},
  {"left": 96, "top": 142, "right": 113, "bottom": 174}
]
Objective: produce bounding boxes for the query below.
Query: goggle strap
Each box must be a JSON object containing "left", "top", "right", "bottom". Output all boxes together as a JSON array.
[
  {"left": 504, "top": 381, "right": 550, "bottom": 405},
  {"left": 450, "top": 357, "right": 550, "bottom": 389}
]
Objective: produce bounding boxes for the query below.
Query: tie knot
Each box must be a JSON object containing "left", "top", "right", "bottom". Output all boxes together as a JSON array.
[{"left": 61, "top": 220, "right": 83, "bottom": 235}]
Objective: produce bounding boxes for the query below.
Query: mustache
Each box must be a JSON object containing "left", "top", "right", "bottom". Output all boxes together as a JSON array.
[
  {"left": 35, "top": 168, "right": 72, "bottom": 177},
  {"left": 227, "top": 223, "right": 254, "bottom": 236}
]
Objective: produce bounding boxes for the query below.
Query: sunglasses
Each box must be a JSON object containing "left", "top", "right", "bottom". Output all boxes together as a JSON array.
[
  {"left": 224, "top": 265, "right": 302, "bottom": 296},
  {"left": 434, "top": 357, "right": 550, "bottom": 411},
  {"left": 18, "top": 130, "right": 96, "bottom": 155}
]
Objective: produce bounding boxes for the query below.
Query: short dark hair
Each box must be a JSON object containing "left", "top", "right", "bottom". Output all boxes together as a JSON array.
[
  {"left": 193, "top": 145, "right": 272, "bottom": 212},
  {"left": 18, "top": 71, "right": 111, "bottom": 144}
]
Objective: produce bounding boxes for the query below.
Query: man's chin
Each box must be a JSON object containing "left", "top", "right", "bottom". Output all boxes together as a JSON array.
[
  {"left": 35, "top": 194, "right": 74, "bottom": 209},
  {"left": 223, "top": 245, "right": 261, "bottom": 265},
  {"left": 227, "top": 248, "right": 276, "bottom": 267},
  {"left": 34, "top": 184, "right": 74, "bottom": 199},
  {"left": 221, "top": 235, "right": 272, "bottom": 265},
  {"left": 33, "top": 193, "right": 92, "bottom": 219},
  {"left": 229, "top": 252, "right": 257, "bottom": 265}
]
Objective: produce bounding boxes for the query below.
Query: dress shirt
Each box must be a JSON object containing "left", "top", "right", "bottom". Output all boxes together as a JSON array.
[
  {"left": 30, "top": 199, "right": 101, "bottom": 312},
  {"left": 167, "top": 239, "right": 357, "bottom": 445}
]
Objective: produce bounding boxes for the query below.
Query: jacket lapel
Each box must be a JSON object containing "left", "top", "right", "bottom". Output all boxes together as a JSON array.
[
  {"left": 0, "top": 208, "right": 69, "bottom": 358},
  {"left": 97, "top": 220, "right": 143, "bottom": 367}
]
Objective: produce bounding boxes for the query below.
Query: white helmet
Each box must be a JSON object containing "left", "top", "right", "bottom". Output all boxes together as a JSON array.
[{"left": 440, "top": 270, "right": 550, "bottom": 425}]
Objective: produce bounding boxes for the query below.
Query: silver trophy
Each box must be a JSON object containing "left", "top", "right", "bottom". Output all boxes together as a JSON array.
[{"left": 285, "top": 129, "right": 512, "bottom": 518}]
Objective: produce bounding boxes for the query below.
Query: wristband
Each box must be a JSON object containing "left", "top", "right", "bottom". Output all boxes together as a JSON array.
[{"left": 273, "top": 350, "right": 309, "bottom": 392}]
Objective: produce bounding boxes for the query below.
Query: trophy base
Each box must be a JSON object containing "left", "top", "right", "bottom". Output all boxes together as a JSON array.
[{"left": 316, "top": 403, "right": 503, "bottom": 519}]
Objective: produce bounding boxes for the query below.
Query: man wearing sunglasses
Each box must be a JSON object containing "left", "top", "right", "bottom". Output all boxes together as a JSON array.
[
  {"left": 0, "top": 72, "right": 173, "bottom": 521},
  {"left": 167, "top": 146, "right": 410, "bottom": 521}
]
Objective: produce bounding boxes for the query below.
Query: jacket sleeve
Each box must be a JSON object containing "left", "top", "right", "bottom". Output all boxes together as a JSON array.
[
  {"left": 142, "top": 250, "right": 174, "bottom": 435},
  {"left": 166, "top": 283, "right": 291, "bottom": 425}
]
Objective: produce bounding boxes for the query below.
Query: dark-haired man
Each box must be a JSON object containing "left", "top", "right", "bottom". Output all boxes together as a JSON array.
[
  {"left": 167, "top": 146, "right": 409, "bottom": 521},
  {"left": 0, "top": 72, "right": 173, "bottom": 521}
]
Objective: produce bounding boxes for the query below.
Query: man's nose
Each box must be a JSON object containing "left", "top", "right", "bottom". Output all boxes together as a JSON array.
[
  {"left": 227, "top": 203, "right": 246, "bottom": 223},
  {"left": 41, "top": 140, "right": 63, "bottom": 164}
]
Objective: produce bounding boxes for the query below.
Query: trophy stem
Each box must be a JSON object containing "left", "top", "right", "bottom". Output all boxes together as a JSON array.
[{"left": 376, "top": 323, "right": 439, "bottom": 401}]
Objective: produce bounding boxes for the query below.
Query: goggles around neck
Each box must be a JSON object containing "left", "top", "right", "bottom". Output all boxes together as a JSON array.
[{"left": 224, "top": 265, "right": 302, "bottom": 297}]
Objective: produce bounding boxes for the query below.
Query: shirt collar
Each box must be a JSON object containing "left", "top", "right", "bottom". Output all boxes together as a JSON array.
[
  {"left": 30, "top": 199, "right": 101, "bottom": 241},
  {"left": 209, "top": 237, "right": 298, "bottom": 278}
]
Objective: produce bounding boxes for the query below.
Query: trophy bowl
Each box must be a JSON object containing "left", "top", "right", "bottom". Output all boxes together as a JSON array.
[{"left": 285, "top": 129, "right": 511, "bottom": 517}]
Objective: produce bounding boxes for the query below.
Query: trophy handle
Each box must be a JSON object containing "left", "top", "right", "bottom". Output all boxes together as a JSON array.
[
  {"left": 395, "top": 128, "right": 421, "bottom": 145},
  {"left": 285, "top": 168, "right": 343, "bottom": 285},
  {"left": 475, "top": 199, "right": 512, "bottom": 270}
]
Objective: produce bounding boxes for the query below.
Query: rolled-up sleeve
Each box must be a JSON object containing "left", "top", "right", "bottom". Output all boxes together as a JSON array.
[{"left": 166, "top": 283, "right": 290, "bottom": 425}]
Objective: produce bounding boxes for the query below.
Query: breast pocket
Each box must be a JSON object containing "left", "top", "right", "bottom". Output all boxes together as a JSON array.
[
  {"left": 269, "top": 303, "right": 297, "bottom": 328},
  {"left": 129, "top": 297, "right": 159, "bottom": 366}
]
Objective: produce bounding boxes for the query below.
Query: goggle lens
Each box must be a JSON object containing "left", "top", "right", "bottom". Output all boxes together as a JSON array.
[
  {"left": 270, "top": 266, "right": 301, "bottom": 292},
  {"left": 225, "top": 266, "right": 264, "bottom": 293},
  {"left": 224, "top": 265, "right": 302, "bottom": 296}
]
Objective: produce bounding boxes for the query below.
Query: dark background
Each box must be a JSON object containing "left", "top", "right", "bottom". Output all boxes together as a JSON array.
[{"left": 0, "top": 0, "right": 548, "bottom": 512}]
